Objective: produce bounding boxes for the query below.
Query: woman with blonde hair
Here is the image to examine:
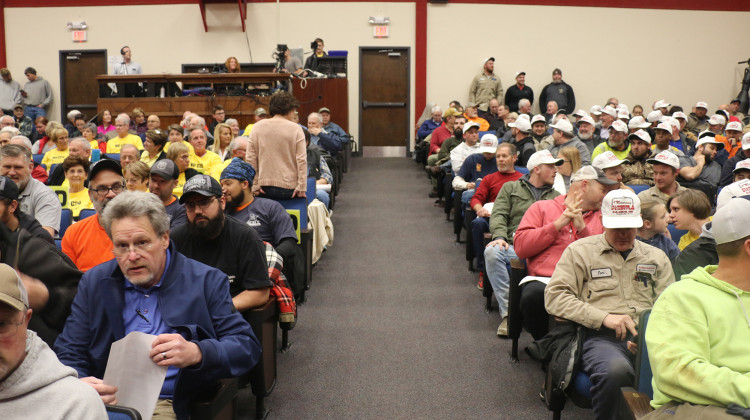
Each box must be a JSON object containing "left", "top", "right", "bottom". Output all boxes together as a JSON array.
[
  {"left": 124, "top": 161, "right": 150, "bottom": 192},
  {"left": 166, "top": 141, "right": 199, "bottom": 198},
  {"left": 553, "top": 146, "right": 581, "bottom": 193},
  {"left": 212, "top": 123, "right": 232, "bottom": 160},
  {"left": 41, "top": 127, "right": 70, "bottom": 171}
]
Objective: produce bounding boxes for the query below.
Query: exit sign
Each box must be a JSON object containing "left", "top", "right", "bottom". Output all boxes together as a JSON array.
[
  {"left": 373, "top": 26, "right": 389, "bottom": 38},
  {"left": 72, "top": 30, "right": 87, "bottom": 42}
]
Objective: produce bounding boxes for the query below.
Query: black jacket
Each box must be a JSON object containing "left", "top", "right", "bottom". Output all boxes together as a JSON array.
[
  {"left": 504, "top": 84, "right": 534, "bottom": 113},
  {"left": 720, "top": 152, "right": 750, "bottom": 187},
  {"left": 673, "top": 233, "right": 717, "bottom": 280},
  {"left": 515, "top": 136, "right": 537, "bottom": 168},
  {"left": 526, "top": 324, "right": 585, "bottom": 403},
  {"left": 540, "top": 81, "right": 576, "bottom": 113}
]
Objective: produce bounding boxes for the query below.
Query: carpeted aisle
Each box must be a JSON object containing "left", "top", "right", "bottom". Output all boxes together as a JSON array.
[{"left": 248, "top": 157, "right": 594, "bottom": 419}]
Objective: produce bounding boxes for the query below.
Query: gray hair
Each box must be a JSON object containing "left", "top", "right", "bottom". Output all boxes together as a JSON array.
[
  {"left": 431, "top": 105, "right": 442, "bottom": 114},
  {"left": 10, "top": 135, "right": 32, "bottom": 150},
  {"left": 230, "top": 136, "right": 249, "bottom": 152},
  {"left": 190, "top": 115, "right": 206, "bottom": 127},
  {"left": 69, "top": 137, "right": 91, "bottom": 151},
  {"left": 518, "top": 99, "right": 531, "bottom": 108},
  {"left": 0, "top": 144, "right": 31, "bottom": 162},
  {"left": 101, "top": 191, "right": 170, "bottom": 238},
  {"left": 308, "top": 112, "right": 323, "bottom": 123},
  {"left": 115, "top": 113, "right": 131, "bottom": 125},
  {"left": 225, "top": 118, "right": 238, "bottom": 126},
  {"left": 0, "top": 116, "right": 15, "bottom": 125},
  {"left": 67, "top": 110, "right": 81, "bottom": 120},
  {"left": 83, "top": 122, "right": 97, "bottom": 134},
  {"left": 120, "top": 143, "right": 139, "bottom": 155}
]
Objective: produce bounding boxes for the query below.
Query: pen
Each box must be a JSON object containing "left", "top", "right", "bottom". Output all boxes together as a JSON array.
[{"left": 135, "top": 308, "right": 150, "bottom": 323}]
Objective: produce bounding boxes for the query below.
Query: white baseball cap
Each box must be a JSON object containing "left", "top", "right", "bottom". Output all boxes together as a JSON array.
[
  {"left": 726, "top": 121, "right": 743, "bottom": 132},
  {"left": 572, "top": 109, "right": 588, "bottom": 118},
  {"left": 628, "top": 116, "right": 651, "bottom": 130},
  {"left": 601, "top": 189, "right": 643, "bottom": 229},
  {"left": 708, "top": 114, "right": 726, "bottom": 126},
  {"left": 712, "top": 195, "right": 750, "bottom": 244},
  {"left": 592, "top": 151, "right": 626, "bottom": 170},
  {"left": 570, "top": 165, "right": 619, "bottom": 185},
  {"left": 742, "top": 132, "right": 750, "bottom": 150},
  {"left": 601, "top": 106, "right": 617, "bottom": 117},
  {"left": 695, "top": 101, "right": 708, "bottom": 109},
  {"left": 672, "top": 111, "right": 688, "bottom": 121},
  {"left": 578, "top": 116, "right": 596, "bottom": 127},
  {"left": 646, "top": 110, "right": 663, "bottom": 123},
  {"left": 515, "top": 71, "right": 526, "bottom": 78},
  {"left": 590, "top": 105, "right": 603, "bottom": 116},
  {"left": 609, "top": 120, "right": 628, "bottom": 133},
  {"left": 517, "top": 113, "right": 530, "bottom": 121},
  {"left": 617, "top": 109, "right": 630, "bottom": 120},
  {"left": 716, "top": 179, "right": 750, "bottom": 210},
  {"left": 654, "top": 100, "right": 671, "bottom": 109},
  {"left": 628, "top": 129, "right": 651, "bottom": 144},
  {"left": 733, "top": 158, "right": 750, "bottom": 174},
  {"left": 616, "top": 104, "right": 629, "bottom": 113},
  {"left": 479, "top": 134, "right": 499, "bottom": 153},
  {"left": 483, "top": 57, "right": 495, "bottom": 66},
  {"left": 526, "top": 149, "right": 563, "bottom": 171},
  {"left": 647, "top": 150, "right": 680, "bottom": 169},
  {"left": 509, "top": 118, "right": 531, "bottom": 133},
  {"left": 463, "top": 121, "right": 480, "bottom": 134},
  {"left": 531, "top": 114, "right": 546, "bottom": 125},
  {"left": 655, "top": 122, "right": 673, "bottom": 135},
  {"left": 695, "top": 134, "right": 724, "bottom": 150},
  {"left": 550, "top": 118, "right": 574, "bottom": 135}
]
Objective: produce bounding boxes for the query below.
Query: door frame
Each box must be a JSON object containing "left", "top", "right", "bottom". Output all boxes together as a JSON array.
[
  {"left": 59, "top": 49, "right": 107, "bottom": 122},
  {"left": 358, "top": 47, "right": 411, "bottom": 158}
]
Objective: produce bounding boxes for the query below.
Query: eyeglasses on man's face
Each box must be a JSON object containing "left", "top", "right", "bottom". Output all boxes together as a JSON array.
[
  {"left": 184, "top": 196, "right": 216, "bottom": 212},
  {"left": 91, "top": 184, "right": 125, "bottom": 196}
]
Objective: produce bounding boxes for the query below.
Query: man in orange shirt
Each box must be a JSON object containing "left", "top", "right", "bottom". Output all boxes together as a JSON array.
[
  {"left": 61, "top": 159, "right": 124, "bottom": 271},
  {"left": 463, "top": 103, "right": 490, "bottom": 131}
]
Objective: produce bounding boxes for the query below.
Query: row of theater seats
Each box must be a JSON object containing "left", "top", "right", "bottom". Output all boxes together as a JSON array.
[
  {"left": 90, "top": 141, "right": 353, "bottom": 420},
  {"left": 422, "top": 159, "right": 689, "bottom": 420}
]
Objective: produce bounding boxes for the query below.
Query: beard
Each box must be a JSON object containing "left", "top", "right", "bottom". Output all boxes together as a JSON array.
[
  {"left": 703, "top": 149, "right": 714, "bottom": 163},
  {"left": 453, "top": 128, "right": 463, "bottom": 140},
  {"left": 187, "top": 210, "right": 224, "bottom": 239},
  {"left": 578, "top": 130, "right": 593, "bottom": 140},
  {"left": 224, "top": 192, "right": 244, "bottom": 213}
]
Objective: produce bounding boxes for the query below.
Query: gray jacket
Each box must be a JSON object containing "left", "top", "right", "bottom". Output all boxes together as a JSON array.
[
  {"left": 23, "top": 76, "right": 53, "bottom": 108},
  {"left": 548, "top": 137, "right": 591, "bottom": 166},
  {"left": 0, "top": 79, "right": 21, "bottom": 110}
]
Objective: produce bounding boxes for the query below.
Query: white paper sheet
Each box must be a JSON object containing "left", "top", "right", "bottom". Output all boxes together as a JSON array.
[
  {"left": 103, "top": 332, "right": 168, "bottom": 420},
  {"left": 518, "top": 276, "right": 552, "bottom": 286},
  {"left": 316, "top": 183, "right": 331, "bottom": 192}
]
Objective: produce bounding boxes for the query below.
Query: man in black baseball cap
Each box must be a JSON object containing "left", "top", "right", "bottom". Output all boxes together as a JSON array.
[
  {"left": 0, "top": 174, "right": 51, "bottom": 242},
  {"left": 149, "top": 159, "right": 186, "bottom": 229}
]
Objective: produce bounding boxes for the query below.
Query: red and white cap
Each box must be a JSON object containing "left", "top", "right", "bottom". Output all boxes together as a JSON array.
[
  {"left": 708, "top": 114, "right": 726, "bottom": 126},
  {"left": 616, "top": 104, "right": 629, "bottom": 113},
  {"left": 654, "top": 100, "right": 670, "bottom": 109},
  {"left": 716, "top": 179, "right": 750, "bottom": 211},
  {"left": 617, "top": 109, "right": 630, "bottom": 119},
  {"left": 572, "top": 109, "right": 588, "bottom": 118},
  {"left": 601, "top": 106, "right": 617, "bottom": 117},
  {"left": 628, "top": 129, "right": 651, "bottom": 144},
  {"left": 526, "top": 149, "right": 564, "bottom": 171},
  {"left": 742, "top": 132, "right": 750, "bottom": 150},
  {"left": 463, "top": 121, "right": 480, "bottom": 134},
  {"left": 578, "top": 116, "right": 596, "bottom": 126},
  {"left": 647, "top": 150, "right": 680, "bottom": 169},
  {"left": 550, "top": 118, "right": 574, "bottom": 135},
  {"left": 672, "top": 111, "right": 688, "bottom": 121},
  {"left": 592, "top": 151, "right": 626, "bottom": 170},
  {"left": 695, "top": 101, "right": 708, "bottom": 109},
  {"left": 726, "top": 121, "right": 743, "bottom": 132},
  {"left": 646, "top": 110, "right": 663, "bottom": 123},
  {"left": 628, "top": 116, "right": 651, "bottom": 129},
  {"left": 601, "top": 189, "right": 643, "bottom": 229},
  {"left": 609, "top": 120, "right": 628, "bottom": 133},
  {"left": 695, "top": 134, "right": 725, "bottom": 150},
  {"left": 590, "top": 105, "right": 603, "bottom": 116},
  {"left": 531, "top": 114, "right": 547, "bottom": 125},
  {"left": 479, "top": 134, "right": 499, "bottom": 153},
  {"left": 733, "top": 158, "right": 750, "bottom": 174},
  {"left": 509, "top": 118, "right": 531, "bottom": 133}
]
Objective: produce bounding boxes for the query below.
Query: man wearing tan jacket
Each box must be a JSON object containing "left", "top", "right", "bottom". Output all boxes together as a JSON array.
[{"left": 544, "top": 189, "right": 674, "bottom": 420}]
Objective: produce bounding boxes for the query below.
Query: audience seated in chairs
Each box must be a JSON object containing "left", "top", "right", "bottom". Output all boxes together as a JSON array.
[
  {"left": 667, "top": 188, "right": 712, "bottom": 251},
  {"left": 514, "top": 165, "right": 615, "bottom": 339},
  {"left": 41, "top": 127, "right": 70, "bottom": 171},
  {"left": 637, "top": 151, "right": 685, "bottom": 207},
  {"left": 124, "top": 160, "right": 150, "bottom": 192},
  {"left": 636, "top": 199, "right": 680, "bottom": 262},
  {"left": 303, "top": 130, "right": 334, "bottom": 209},
  {"left": 148, "top": 159, "right": 187, "bottom": 229},
  {"left": 54, "top": 191, "right": 260, "bottom": 419},
  {"left": 106, "top": 113, "right": 143, "bottom": 153},
  {"left": 453, "top": 133, "right": 500, "bottom": 205},
  {"left": 47, "top": 137, "right": 91, "bottom": 187},
  {"left": 61, "top": 155, "right": 93, "bottom": 220},
  {"left": 551, "top": 145, "right": 580, "bottom": 193}
]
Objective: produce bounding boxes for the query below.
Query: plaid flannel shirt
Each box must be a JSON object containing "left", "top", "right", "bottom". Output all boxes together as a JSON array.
[{"left": 264, "top": 241, "right": 297, "bottom": 325}]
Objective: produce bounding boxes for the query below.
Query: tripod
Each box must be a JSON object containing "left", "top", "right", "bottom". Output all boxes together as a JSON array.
[{"left": 735, "top": 58, "right": 750, "bottom": 115}]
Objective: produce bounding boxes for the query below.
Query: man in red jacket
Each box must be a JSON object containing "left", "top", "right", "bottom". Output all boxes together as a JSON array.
[
  {"left": 513, "top": 166, "right": 617, "bottom": 338},
  {"left": 469, "top": 143, "right": 522, "bottom": 272}
]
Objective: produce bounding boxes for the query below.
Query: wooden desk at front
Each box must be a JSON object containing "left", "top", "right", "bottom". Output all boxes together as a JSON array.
[{"left": 96, "top": 74, "right": 348, "bottom": 133}]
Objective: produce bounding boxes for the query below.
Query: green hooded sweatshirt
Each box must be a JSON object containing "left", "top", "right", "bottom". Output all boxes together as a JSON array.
[{"left": 646, "top": 265, "right": 750, "bottom": 409}]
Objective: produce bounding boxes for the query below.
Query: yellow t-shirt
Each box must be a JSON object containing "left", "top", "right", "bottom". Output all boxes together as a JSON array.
[
  {"left": 677, "top": 216, "right": 712, "bottom": 251},
  {"left": 211, "top": 159, "right": 232, "bottom": 181},
  {"left": 67, "top": 188, "right": 93, "bottom": 219},
  {"left": 41, "top": 148, "right": 70, "bottom": 171},
  {"left": 106, "top": 134, "right": 144, "bottom": 153},
  {"left": 242, "top": 123, "right": 254, "bottom": 136},
  {"left": 89, "top": 140, "right": 100, "bottom": 151},
  {"left": 172, "top": 172, "right": 186, "bottom": 198},
  {"left": 189, "top": 150, "right": 222, "bottom": 177},
  {"left": 140, "top": 150, "right": 161, "bottom": 168}
]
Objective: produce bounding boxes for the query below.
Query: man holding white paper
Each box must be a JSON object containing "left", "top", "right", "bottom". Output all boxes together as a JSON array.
[{"left": 54, "top": 191, "right": 259, "bottom": 420}]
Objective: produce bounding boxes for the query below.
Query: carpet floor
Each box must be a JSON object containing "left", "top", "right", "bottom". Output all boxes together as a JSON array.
[{"left": 238, "top": 157, "right": 595, "bottom": 420}]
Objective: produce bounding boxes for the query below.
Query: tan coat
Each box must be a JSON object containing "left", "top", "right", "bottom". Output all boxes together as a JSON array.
[{"left": 544, "top": 234, "right": 674, "bottom": 330}]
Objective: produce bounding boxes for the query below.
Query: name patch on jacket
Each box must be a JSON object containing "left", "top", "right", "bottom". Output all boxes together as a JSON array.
[
  {"left": 636, "top": 264, "right": 656, "bottom": 275},
  {"left": 591, "top": 268, "right": 612, "bottom": 278}
]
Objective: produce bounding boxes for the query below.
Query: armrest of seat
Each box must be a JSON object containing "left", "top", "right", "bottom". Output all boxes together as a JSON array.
[
  {"left": 189, "top": 378, "right": 238, "bottom": 420},
  {"left": 619, "top": 387, "right": 654, "bottom": 420},
  {"left": 243, "top": 299, "right": 278, "bottom": 398},
  {"left": 300, "top": 228, "right": 313, "bottom": 290}
]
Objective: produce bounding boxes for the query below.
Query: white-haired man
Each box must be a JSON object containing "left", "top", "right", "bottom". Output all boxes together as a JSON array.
[{"left": 106, "top": 113, "right": 143, "bottom": 153}]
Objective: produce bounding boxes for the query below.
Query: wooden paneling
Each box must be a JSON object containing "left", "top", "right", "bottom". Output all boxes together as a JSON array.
[{"left": 293, "top": 78, "right": 349, "bottom": 133}]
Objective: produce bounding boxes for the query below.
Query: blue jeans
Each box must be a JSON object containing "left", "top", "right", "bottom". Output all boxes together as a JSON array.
[
  {"left": 260, "top": 186, "right": 295, "bottom": 200},
  {"left": 24, "top": 106, "right": 46, "bottom": 137},
  {"left": 315, "top": 189, "right": 330, "bottom": 209},
  {"left": 483, "top": 243, "right": 517, "bottom": 319},
  {"left": 460, "top": 189, "right": 475, "bottom": 205},
  {"left": 581, "top": 334, "right": 635, "bottom": 420}
]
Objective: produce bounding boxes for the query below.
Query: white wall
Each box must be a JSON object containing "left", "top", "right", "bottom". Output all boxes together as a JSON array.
[
  {"left": 4, "top": 2, "right": 416, "bottom": 145},
  {"left": 427, "top": 4, "right": 750, "bottom": 116},
  {"left": 5, "top": 2, "right": 750, "bottom": 147}
]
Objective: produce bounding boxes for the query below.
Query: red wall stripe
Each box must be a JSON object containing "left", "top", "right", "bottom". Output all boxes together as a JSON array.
[{"left": 415, "top": 0, "right": 427, "bottom": 123}]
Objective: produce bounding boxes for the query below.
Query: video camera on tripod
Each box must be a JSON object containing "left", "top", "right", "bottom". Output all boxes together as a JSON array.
[
  {"left": 273, "top": 44, "right": 288, "bottom": 73},
  {"left": 736, "top": 58, "right": 750, "bottom": 116}
]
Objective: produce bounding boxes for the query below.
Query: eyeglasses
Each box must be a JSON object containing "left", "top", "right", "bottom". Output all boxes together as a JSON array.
[
  {"left": 112, "top": 239, "right": 156, "bottom": 258},
  {"left": 91, "top": 184, "right": 125, "bottom": 196},
  {"left": 184, "top": 196, "right": 215, "bottom": 212},
  {"left": 0, "top": 318, "right": 24, "bottom": 338}
]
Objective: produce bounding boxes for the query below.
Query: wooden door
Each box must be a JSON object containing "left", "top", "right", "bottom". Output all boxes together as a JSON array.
[
  {"left": 359, "top": 48, "right": 410, "bottom": 157},
  {"left": 59, "top": 50, "right": 107, "bottom": 123}
]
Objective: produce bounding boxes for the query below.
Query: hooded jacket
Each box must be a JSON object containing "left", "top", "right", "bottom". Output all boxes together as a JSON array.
[
  {"left": 0, "top": 330, "right": 106, "bottom": 419},
  {"left": 646, "top": 266, "right": 750, "bottom": 409}
]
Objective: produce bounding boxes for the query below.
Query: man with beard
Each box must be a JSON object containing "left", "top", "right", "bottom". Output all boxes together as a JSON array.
[
  {"left": 508, "top": 117, "right": 536, "bottom": 167},
  {"left": 61, "top": 159, "right": 124, "bottom": 271},
  {"left": 574, "top": 115, "right": 601, "bottom": 154},
  {"left": 592, "top": 120, "right": 631, "bottom": 160},
  {"left": 463, "top": 103, "right": 489, "bottom": 131},
  {"left": 687, "top": 101, "right": 710, "bottom": 134},
  {"left": 435, "top": 115, "right": 466, "bottom": 169},
  {"left": 170, "top": 174, "right": 271, "bottom": 312},
  {"left": 547, "top": 118, "right": 591, "bottom": 165},
  {"left": 598, "top": 106, "right": 617, "bottom": 141},
  {"left": 539, "top": 68, "right": 575, "bottom": 115},
  {"left": 0, "top": 145, "right": 60, "bottom": 237},
  {"left": 678, "top": 134, "right": 724, "bottom": 186},
  {"left": 149, "top": 159, "right": 186, "bottom": 229},
  {"left": 621, "top": 129, "right": 654, "bottom": 185},
  {"left": 469, "top": 57, "right": 503, "bottom": 113},
  {"left": 720, "top": 132, "right": 750, "bottom": 186}
]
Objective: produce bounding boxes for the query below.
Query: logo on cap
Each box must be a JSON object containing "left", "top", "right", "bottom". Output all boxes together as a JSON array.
[{"left": 611, "top": 197, "right": 636, "bottom": 215}]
